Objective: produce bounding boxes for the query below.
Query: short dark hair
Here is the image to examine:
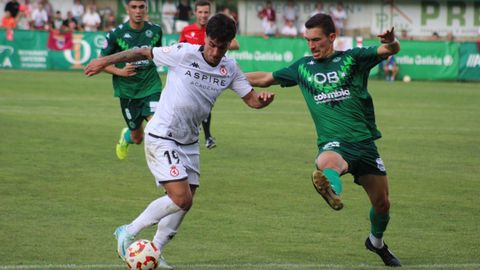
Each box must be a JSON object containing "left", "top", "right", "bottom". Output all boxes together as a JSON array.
[
  {"left": 305, "top": 13, "right": 336, "bottom": 36},
  {"left": 206, "top": 13, "right": 236, "bottom": 43},
  {"left": 126, "top": 0, "right": 146, "bottom": 3},
  {"left": 195, "top": 0, "right": 211, "bottom": 10}
]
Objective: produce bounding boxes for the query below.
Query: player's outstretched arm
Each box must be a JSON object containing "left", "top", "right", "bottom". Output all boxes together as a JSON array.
[
  {"left": 246, "top": 72, "right": 278, "bottom": 87},
  {"left": 84, "top": 48, "right": 152, "bottom": 77},
  {"left": 242, "top": 90, "right": 275, "bottom": 109},
  {"left": 377, "top": 27, "right": 400, "bottom": 58},
  {"left": 103, "top": 63, "right": 137, "bottom": 77}
]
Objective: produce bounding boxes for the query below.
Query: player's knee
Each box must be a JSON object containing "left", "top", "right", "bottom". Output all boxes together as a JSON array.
[
  {"left": 171, "top": 195, "right": 193, "bottom": 211},
  {"left": 373, "top": 198, "right": 390, "bottom": 214},
  {"left": 130, "top": 132, "right": 144, "bottom": 144}
]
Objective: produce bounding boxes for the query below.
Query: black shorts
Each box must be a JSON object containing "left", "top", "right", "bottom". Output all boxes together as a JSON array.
[
  {"left": 119, "top": 93, "right": 160, "bottom": 130},
  {"left": 317, "top": 140, "right": 387, "bottom": 184}
]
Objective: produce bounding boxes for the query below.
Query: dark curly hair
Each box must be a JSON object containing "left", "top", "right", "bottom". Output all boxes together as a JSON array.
[{"left": 206, "top": 13, "right": 237, "bottom": 43}]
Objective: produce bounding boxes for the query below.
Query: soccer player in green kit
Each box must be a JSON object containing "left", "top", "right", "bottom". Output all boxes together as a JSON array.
[
  {"left": 101, "top": 0, "right": 162, "bottom": 160},
  {"left": 246, "top": 14, "right": 402, "bottom": 267}
]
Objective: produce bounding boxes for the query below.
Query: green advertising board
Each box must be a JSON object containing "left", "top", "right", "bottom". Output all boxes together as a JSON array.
[
  {"left": 458, "top": 42, "right": 480, "bottom": 81},
  {"left": 0, "top": 29, "right": 178, "bottom": 71},
  {"left": 363, "top": 39, "right": 460, "bottom": 81}
]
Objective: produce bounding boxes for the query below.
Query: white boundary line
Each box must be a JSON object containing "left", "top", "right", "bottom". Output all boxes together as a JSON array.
[{"left": 1, "top": 263, "right": 480, "bottom": 269}]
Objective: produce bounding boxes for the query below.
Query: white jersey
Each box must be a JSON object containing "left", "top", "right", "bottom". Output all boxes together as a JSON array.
[{"left": 145, "top": 43, "right": 252, "bottom": 145}]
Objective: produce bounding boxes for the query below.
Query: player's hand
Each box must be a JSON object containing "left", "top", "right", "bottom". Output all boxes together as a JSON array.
[
  {"left": 84, "top": 58, "right": 107, "bottom": 77},
  {"left": 258, "top": 91, "right": 275, "bottom": 106},
  {"left": 120, "top": 63, "right": 137, "bottom": 77},
  {"left": 377, "top": 27, "right": 395, "bottom": 44}
]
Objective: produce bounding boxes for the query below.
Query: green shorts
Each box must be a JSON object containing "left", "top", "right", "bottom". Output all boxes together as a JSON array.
[
  {"left": 119, "top": 93, "right": 160, "bottom": 130},
  {"left": 317, "top": 140, "right": 387, "bottom": 185}
]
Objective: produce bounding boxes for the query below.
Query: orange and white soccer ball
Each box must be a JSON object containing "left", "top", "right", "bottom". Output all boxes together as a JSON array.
[{"left": 124, "top": 239, "right": 161, "bottom": 270}]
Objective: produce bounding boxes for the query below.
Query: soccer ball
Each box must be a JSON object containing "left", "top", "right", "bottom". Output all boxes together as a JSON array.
[
  {"left": 402, "top": 75, "right": 412, "bottom": 83},
  {"left": 124, "top": 239, "right": 161, "bottom": 270}
]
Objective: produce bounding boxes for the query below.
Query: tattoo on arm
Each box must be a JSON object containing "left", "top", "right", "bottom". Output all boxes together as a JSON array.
[{"left": 105, "top": 49, "right": 148, "bottom": 65}]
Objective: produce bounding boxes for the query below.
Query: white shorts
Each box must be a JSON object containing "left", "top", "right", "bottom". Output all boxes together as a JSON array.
[{"left": 144, "top": 135, "right": 200, "bottom": 187}]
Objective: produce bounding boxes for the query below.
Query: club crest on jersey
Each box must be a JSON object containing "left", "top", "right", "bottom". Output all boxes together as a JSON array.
[
  {"left": 145, "top": 30, "right": 153, "bottom": 38},
  {"left": 161, "top": 47, "right": 171, "bottom": 53},
  {"left": 219, "top": 65, "right": 228, "bottom": 75},
  {"left": 170, "top": 165, "right": 179, "bottom": 177},
  {"left": 102, "top": 39, "right": 108, "bottom": 49}
]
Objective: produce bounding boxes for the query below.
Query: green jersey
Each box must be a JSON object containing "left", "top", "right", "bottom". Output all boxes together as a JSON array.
[
  {"left": 273, "top": 46, "right": 383, "bottom": 145},
  {"left": 101, "top": 21, "right": 163, "bottom": 99}
]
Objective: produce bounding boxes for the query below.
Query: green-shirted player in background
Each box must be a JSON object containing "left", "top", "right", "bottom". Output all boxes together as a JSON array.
[
  {"left": 246, "top": 14, "right": 402, "bottom": 267},
  {"left": 101, "top": 0, "right": 162, "bottom": 160}
]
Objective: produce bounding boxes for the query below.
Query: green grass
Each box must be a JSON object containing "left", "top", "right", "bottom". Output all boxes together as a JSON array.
[{"left": 0, "top": 70, "right": 479, "bottom": 270}]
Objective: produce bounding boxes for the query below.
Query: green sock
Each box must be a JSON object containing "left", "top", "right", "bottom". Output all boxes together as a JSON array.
[
  {"left": 370, "top": 207, "right": 390, "bottom": 238},
  {"left": 323, "top": 168, "right": 342, "bottom": 194},
  {"left": 124, "top": 129, "right": 133, "bottom": 144}
]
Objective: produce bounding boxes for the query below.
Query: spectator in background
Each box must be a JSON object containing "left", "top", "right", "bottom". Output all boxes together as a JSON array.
[
  {"left": 16, "top": 4, "right": 31, "bottom": 30},
  {"left": 161, "top": 0, "right": 176, "bottom": 34},
  {"left": 446, "top": 31, "right": 454, "bottom": 42},
  {"left": 400, "top": 29, "right": 411, "bottom": 40},
  {"left": 19, "top": 0, "right": 32, "bottom": 17},
  {"left": 382, "top": 55, "right": 398, "bottom": 82},
  {"left": 39, "top": 0, "right": 53, "bottom": 21},
  {"left": 282, "top": 0, "right": 298, "bottom": 26},
  {"left": 62, "top": 10, "right": 80, "bottom": 31},
  {"left": 31, "top": 2, "right": 48, "bottom": 30},
  {"left": 4, "top": 0, "right": 20, "bottom": 19},
  {"left": 280, "top": 19, "right": 297, "bottom": 38},
  {"left": 477, "top": 28, "right": 480, "bottom": 52},
  {"left": 258, "top": 0, "right": 276, "bottom": 38},
  {"left": 220, "top": 6, "right": 239, "bottom": 33},
  {"left": 1, "top": 10, "right": 16, "bottom": 29},
  {"left": 310, "top": 1, "right": 327, "bottom": 17},
  {"left": 103, "top": 12, "right": 116, "bottom": 32},
  {"left": 331, "top": 2, "right": 347, "bottom": 36},
  {"left": 51, "top": 10, "right": 63, "bottom": 30},
  {"left": 71, "top": 0, "right": 84, "bottom": 25},
  {"left": 175, "top": 0, "right": 192, "bottom": 33},
  {"left": 82, "top": 4, "right": 101, "bottom": 31},
  {"left": 431, "top": 31, "right": 440, "bottom": 40}
]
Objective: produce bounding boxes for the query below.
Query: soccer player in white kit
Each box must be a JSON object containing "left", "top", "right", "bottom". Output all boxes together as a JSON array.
[{"left": 85, "top": 13, "right": 275, "bottom": 268}]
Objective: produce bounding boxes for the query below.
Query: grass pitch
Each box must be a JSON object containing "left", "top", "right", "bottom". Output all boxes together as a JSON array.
[{"left": 0, "top": 70, "right": 479, "bottom": 270}]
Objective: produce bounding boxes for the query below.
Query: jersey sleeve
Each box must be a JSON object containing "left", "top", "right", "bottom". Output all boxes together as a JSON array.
[
  {"left": 272, "top": 58, "right": 302, "bottom": 87},
  {"left": 351, "top": 46, "right": 383, "bottom": 72},
  {"left": 151, "top": 44, "right": 185, "bottom": 68},
  {"left": 101, "top": 30, "right": 118, "bottom": 56},
  {"left": 229, "top": 64, "right": 253, "bottom": 98}
]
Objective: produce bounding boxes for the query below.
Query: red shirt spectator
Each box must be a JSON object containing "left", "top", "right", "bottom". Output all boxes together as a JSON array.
[
  {"left": 178, "top": 23, "right": 205, "bottom": 45},
  {"left": 1, "top": 10, "right": 16, "bottom": 28},
  {"left": 258, "top": 1, "right": 276, "bottom": 22}
]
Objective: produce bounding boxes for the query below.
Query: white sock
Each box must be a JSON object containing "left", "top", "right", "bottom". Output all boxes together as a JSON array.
[
  {"left": 369, "top": 233, "right": 384, "bottom": 249},
  {"left": 126, "top": 195, "right": 182, "bottom": 236},
  {"left": 153, "top": 209, "right": 187, "bottom": 251}
]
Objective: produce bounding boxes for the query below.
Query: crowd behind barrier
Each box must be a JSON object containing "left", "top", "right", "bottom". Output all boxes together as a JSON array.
[
  {"left": 1, "top": 0, "right": 480, "bottom": 81},
  {"left": 1, "top": 28, "right": 479, "bottom": 82}
]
